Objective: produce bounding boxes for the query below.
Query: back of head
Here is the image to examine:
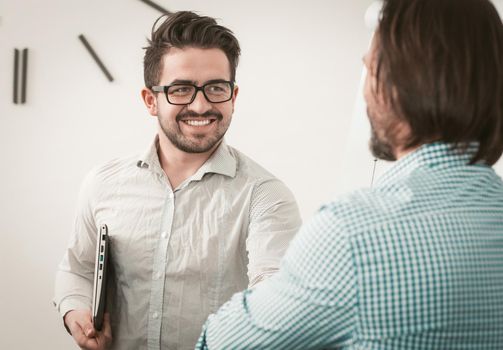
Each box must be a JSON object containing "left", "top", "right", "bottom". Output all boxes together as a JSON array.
[
  {"left": 143, "top": 11, "right": 241, "bottom": 88},
  {"left": 376, "top": 0, "right": 503, "bottom": 165}
]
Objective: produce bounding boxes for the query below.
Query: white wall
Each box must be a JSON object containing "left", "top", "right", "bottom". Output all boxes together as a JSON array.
[{"left": 0, "top": 0, "right": 373, "bottom": 348}]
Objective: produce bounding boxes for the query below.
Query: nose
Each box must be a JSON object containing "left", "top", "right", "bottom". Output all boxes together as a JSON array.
[{"left": 187, "top": 90, "right": 212, "bottom": 114}]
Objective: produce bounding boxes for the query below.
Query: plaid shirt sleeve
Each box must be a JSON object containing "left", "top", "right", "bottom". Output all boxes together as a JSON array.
[{"left": 195, "top": 206, "right": 358, "bottom": 349}]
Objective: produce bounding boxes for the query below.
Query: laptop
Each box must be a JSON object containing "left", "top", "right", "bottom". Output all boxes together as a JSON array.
[{"left": 92, "top": 224, "right": 110, "bottom": 331}]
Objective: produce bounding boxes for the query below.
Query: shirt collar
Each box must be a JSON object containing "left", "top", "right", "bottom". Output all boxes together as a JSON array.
[
  {"left": 137, "top": 135, "right": 163, "bottom": 173},
  {"left": 376, "top": 142, "right": 481, "bottom": 187},
  {"left": 191, "top": 139, "right": 237, "bottom": 180},
  {"left": 137, "top": 135, "right": 237, "bottom": 179}
]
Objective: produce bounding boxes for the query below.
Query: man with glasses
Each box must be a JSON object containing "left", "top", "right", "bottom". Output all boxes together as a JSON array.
[{"left": 54, "top": 11, "right": 301, "bottom": 350}]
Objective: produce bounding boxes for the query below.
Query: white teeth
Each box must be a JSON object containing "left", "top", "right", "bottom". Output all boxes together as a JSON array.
[{"left": 184, "top": 119, "right": 212, "bottom": 126}]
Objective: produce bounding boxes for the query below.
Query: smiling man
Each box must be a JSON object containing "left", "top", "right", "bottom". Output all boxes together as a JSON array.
[{"left": 53, "top": 12, "right": 301, "bottom": 350}]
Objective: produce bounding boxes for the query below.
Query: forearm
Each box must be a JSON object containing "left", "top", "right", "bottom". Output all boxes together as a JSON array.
[
  {"left": 54, "top": 269, "right": 94, "bottom": 317},
  {"left": 247, "top": 180, "right": 302, "bottom": 287},
  {"left": 54, "top": 244, "right": 95, "bottom": 317},
  {"left": 197, "top": 289, "right": 279, "bottom": 350},
  {"left": 197, "top": 278, "right": 346, "bottom": 350}
]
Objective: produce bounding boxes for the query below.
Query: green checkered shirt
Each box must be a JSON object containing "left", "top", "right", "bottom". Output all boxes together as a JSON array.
[{"left": 196, "top": 143, "right": 503, "bottom": 349}]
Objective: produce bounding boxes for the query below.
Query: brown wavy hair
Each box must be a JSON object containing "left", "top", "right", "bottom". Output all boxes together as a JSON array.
[
  {"left": 143, "top": 11, "right": 241, "bottom": 88},
  {"left": 376, "top": 0, "right": 503, "bottom": 165}
]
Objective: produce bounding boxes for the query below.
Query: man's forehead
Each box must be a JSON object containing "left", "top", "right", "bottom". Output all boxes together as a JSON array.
[
  {"left": 163, "top": 48, "right": 230, "bottom": 71},
  {"left": 161, "top": 47, "right": 231, "bottom": 81}
]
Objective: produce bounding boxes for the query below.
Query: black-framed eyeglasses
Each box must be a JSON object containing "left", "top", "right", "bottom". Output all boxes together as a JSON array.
[{"left": 151, "top": 80, "right": 235, "bottom": 105}]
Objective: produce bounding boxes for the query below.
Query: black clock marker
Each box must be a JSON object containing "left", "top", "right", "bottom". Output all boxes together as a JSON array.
[
  {"left": 139, "top": 0, "right": 171, "bottom": 14},
  {"left": 21, "top": 48, "right": 28, "bottom": 103},
  {"left": 13, "top": 48, "right": 28, "bottom": 105},
  {"left": 78, "top": 34, "right": 114, "bottom": 82},
  {"left": 13, "top": 49, "right": 19, "bottom": 104}
]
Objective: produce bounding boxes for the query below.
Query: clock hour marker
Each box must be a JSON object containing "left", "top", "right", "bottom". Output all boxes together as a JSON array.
[
  {"left": 78, "top": 34, "right": 114, "bottom": 82},
  {"left": 21, "top": 48, "right": 28, "bottom": 103},
  {"left": 13, "top": 48, "right": 29, "bottom": 105},
  {"left": 13, "top": 49, "right": 19, "bottom": 104},
  {"left": 139, "top": 0, "right": 171, "bottom": 14}
]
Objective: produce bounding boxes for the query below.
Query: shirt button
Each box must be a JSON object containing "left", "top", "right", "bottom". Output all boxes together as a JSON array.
[
  {"left": 153, "top": 272, "right": 161, "bottom": 280},
  {"left": 161, "top": 231, "right": 168, "bottom": 239},
  {"left": 152, "top": 312, "right": 159, "bottom": 319}
]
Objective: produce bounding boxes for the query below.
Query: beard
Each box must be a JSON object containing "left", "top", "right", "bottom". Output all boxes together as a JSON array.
[
  {"left": 369, "top": 127, "right": 396, "bottom": 161},
  {"left": 367, "top": 108, "right": 397, "bottom": 161},
  {"left": 159, "top": 109, "right": 230, "bottom": 154}
]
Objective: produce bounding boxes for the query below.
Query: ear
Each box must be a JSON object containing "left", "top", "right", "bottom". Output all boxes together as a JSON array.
[
  {"left": 232, "top": 85, "right": 239, "bottom": 102},
  {"left": 141, "top": 87, "right": 158, "bottom": 116},
  {"left": 231, "top": 85, "right": 239, "bottom": 112}
]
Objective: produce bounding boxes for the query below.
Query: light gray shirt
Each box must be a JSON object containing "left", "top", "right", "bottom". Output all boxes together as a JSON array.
[{"left": 53, "top": 137, "right": 302, "bottom": 350}]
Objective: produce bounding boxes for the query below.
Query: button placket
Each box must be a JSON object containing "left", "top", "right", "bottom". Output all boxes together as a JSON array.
[{"left": 146, "top": 191, "right": 175, "bottom": 350}]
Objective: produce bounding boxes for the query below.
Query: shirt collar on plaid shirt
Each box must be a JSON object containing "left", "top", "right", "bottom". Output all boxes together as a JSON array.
[{"left": 376, "top": 142, "right": 482, "bottom": 188}]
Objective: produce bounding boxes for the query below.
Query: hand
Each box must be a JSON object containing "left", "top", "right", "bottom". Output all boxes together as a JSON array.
[{"left": 64, "top": 309, "right": 112, "bottom": 350}]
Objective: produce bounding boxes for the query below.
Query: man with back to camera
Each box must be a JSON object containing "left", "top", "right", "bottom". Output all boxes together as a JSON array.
[
  {"left": 196, "top": 0, "right": 503, "bottom": 348},
  {"left": 53, "top": 11, "right": 302, "bottom": 350}
]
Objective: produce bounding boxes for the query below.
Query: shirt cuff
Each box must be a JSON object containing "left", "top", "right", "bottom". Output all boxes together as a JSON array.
[
  {"left": 55, "top": 297, "right": 92, "bottom": 335},
  {"left": 57, "top": 296, "right": 92, "bottom": 318}
]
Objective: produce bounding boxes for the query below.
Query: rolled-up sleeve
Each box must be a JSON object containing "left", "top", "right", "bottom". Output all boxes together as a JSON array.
[
  {"left": 246, "top": 179, "right": 302, "bottom": 287},
  {"left": 53, "top": 170, "right": 98, "bottom": 318}
]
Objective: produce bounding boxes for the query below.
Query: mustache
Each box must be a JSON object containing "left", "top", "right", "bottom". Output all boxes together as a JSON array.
[{"left": 176, "top": 110, "right": 223, "bottom": 122}]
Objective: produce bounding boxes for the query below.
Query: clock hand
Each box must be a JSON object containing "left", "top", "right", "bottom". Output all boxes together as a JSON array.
[
  {"left": 139, "top": 0, "right": 171, "bottom": 14},
  {"left": 78, "top": 34, "right": 114, "bottom": 82}
]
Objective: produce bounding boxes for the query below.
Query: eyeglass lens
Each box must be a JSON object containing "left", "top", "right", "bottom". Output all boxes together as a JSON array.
[{"left": 167, "top": 82, "right": 232, "bottom": 104}]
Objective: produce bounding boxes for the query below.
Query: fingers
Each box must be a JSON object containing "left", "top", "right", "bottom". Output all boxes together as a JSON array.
[
  {"left": 75, "top": 317, "right": 97, "bottom": 339},
  {"left": 84, "top": 324, "right": 97, "bottom": 338},
  {"left": 67, "top": 310, "right": 111, "bottom": 350},
  {"left": 70, "top": 322, "right": 100, "bottom": 350},
  {"left": 65, "top": 309, "right": 109, "bottom": 350},
  {"left": 88, "top": 313, "right": 112, "bottom": 349},
  {"left": 102, "top": 313, "right": 112, "bottom": 339},
  {"left": 92, "top": 313, "right": 113, "bottom": 348}
]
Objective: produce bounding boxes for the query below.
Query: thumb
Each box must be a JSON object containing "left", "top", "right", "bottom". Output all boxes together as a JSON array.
[{"left": 83, "top": 323, "right": 96, "bottom": 338}]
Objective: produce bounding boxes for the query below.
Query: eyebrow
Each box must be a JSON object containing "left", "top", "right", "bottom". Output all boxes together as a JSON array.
[
  {"left": 169, "top": 79, "right": 196, "bottom": 85},
  {"left": 168, "top": 78, "right": 230, "bottom": 86}
]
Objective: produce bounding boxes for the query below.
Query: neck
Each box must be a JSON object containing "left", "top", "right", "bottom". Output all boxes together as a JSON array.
[
  {"left": 390, "top": 123, "right": 418, "bottom": 160},
  {"left": 157, "top": 132, "right": 220, "bottom": 189},
  {"left": 394, "top": 145, "right": 419, "bottom": 160}
]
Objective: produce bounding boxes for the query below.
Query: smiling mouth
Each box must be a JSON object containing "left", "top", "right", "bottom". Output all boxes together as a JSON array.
[{"left": 181, "top": 119, "right": 216, "bottom": 127}]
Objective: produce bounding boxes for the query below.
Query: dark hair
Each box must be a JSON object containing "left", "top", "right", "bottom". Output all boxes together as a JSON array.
[
  {"left": 376, "top": 0, "right": 503, "bottom": 165},
  {"left": 143, "top": 11, "right": 241, "bottom": 88}
]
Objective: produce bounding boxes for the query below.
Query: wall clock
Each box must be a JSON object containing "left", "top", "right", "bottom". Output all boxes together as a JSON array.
[{"left": 9, "top": 0, "right": 171, "bottom": 105}]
